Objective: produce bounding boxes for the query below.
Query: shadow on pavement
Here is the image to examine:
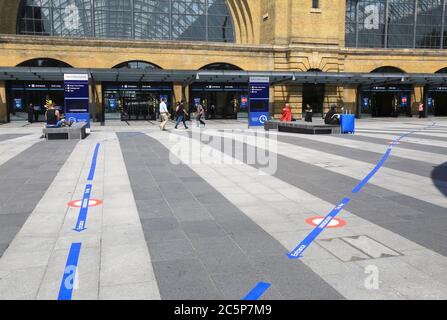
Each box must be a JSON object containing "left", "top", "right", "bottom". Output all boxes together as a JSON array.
[{"left": 432, "top": 162, "right": 447, "bottom": 197}]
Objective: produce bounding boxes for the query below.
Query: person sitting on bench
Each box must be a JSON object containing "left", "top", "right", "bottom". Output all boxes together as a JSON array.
[
  {"left": 45, "top": 102, "right": 66, "bottom": 128},
  {"left": 324, "top": 105, "right": 340, "bottom": 125}
]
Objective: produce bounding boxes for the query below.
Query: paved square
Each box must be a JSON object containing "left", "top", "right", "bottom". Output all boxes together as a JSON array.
[{"left": 0, "top": 117, "right": 446, "bottom": 300}]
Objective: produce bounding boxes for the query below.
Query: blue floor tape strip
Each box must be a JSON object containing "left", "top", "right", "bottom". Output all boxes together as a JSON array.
[
  {"left": 352, "top": 122, "right": 436, "bottom": 194},
  {"left": 73, "top": 183, "right": 92, "bottom": 232},
  {"left": 243, "top": 282, "right": 271, "bottom": 300},
  {"left": 288, "top": 198, "right": 351, "bottom": 259},
  {"left": 58, "top": 144, "right": 101, "bottom": 300},
  {"left": 73, "top": 143, "right": 100, "bottom": 232},
  {"left": 87, "top": 144, "right": 100, "bottom": 182},
  {"left": 58, "top": 243, "right": 82, "bottom": 300}
]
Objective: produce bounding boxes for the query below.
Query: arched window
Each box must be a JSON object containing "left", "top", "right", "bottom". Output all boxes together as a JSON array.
[
  {"left": 17, "top": 0, "right": 235, "bottom": 43},
  {"left": 16, "top": 58, "right": 73, "bottom": 68},
  {"left": 113, "top": 61, "right": 162, "bottom": 70},
  {"left": 435, "top": 68, "right": 447, "bottom": 74},
  {"left": 199, "top": 63, "right": 242, "bottom": 70},
  {"left": 371, "top": 66, "right": 405, "bottom": 73}
]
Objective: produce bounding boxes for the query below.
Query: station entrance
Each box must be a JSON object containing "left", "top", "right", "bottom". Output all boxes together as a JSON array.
[
  {"left": 102, "top": 83, "right": 173, "bottom": 121},
  {"left": 302, "top": 83, "right": 325, "bottom": 117},
  {"left": 359, "top": 85, "right": 413, "bottom": 118},
  {"left": 190, "top": 83, "right": 248, "bottom": 119},
  {"left": 425, "top": 86, "right": 447, "bottom": 116},
  {"left": 7, "top": 82, "right": 64, "bottom": 122}
]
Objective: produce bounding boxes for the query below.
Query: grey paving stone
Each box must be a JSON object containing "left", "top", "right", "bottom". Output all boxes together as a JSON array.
[
  {"left": 140, "top": 217, "right": 180, "bottom": 233},
  {"left": 0, "top": 134, "right": 28, "bottom": 142},
  {"left": 211, "top": 272, "right": 284, "bottom": 300},
  {"left": 252, "top": 254, "right": 344, "bottom": 300},
  {"left": 219, "top": 218, "right": 269, "bottom": 236},
  {"left": 190, "top": 235, "right": 256, "bottom": 275},
  {"left": 148, "top": 239, "right": 197, "bottom": 262},
  {"left": 153, "top": 259, "right": 223, "bottom": 300},
  {"left": 181, "top": 221, "right": 227, "bottom": 239}
]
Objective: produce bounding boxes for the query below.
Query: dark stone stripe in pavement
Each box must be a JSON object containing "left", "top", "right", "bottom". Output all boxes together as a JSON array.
[
  {"left": 0, "top": 134, "right": 29, "bottom": 142},
  {"left": 335, "top": 133, "right": 447, "bottom": 155},
  {"left": 277, "top": 135, "right": 447, "bottom": 182},
  {"left": 356, "top": 130, "right": 447, "bottom": 142},
  {"left": 0, "top": 140, "right": 78, "bottom": 258},
  {"left": 117, "top": 132, "right": 344, "bottom": 301},
  {"left": 194, "top": 131, "right": 447, "bottom": 258}
]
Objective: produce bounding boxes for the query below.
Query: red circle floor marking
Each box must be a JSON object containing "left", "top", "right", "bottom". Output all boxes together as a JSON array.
[
  {"left": 68, "top": 199, "right": 103, "bottom": 208},
  {"left": 306, "top": 216, "right": 346, "bottom": 228}
]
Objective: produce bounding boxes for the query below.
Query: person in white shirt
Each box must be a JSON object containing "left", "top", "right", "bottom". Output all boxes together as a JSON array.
[{"left": 159, "top": 98, "right": 170, "bottom": 131}]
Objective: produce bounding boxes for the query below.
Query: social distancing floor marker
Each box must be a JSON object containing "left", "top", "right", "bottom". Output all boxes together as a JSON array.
[
  {"left": 68, "top": 199, "right": 103, "bottom": 208},
  {"left": 306, "top": 216, "right": 346, "bottom": 228}
]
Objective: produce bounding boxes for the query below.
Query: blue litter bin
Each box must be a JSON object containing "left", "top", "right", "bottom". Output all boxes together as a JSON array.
[{"left": 340, "top": 114, "right": 355, "bottom": 134}]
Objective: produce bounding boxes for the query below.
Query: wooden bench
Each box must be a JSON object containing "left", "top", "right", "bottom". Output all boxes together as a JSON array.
[
  {"left": 265, "top": 120, "right": 341, "bottom": 135},
  {"left": 43, "top": 122, "right": 88, "bottom": 140}
]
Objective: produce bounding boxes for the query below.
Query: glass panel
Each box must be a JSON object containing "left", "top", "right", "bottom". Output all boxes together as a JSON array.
[
  {"left": 17, "top": 0, "right": 235, "bottom": 42},
  {"left": 415, "top": 0, "right": 443, "bottom": 49},
  {"left": 347, "top": 0, "right": 446, "bottom": 49},
  {"left": 357, "top": 0, "right": 387, "bottom": 48}
]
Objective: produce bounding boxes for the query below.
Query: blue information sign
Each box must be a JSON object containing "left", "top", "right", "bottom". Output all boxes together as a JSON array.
[
  {"left": 66, "top": 113, "right": 91, "bottom": 128},
  {"left": 249, "top": 77, "right": 270, "bottom": 127},
  {"left": 64, "top": 74, "right": 90, "bottom": 128},
  {"left": 14, "top": 98, "right": 23, "bottom": 110},
  {"left": 363, "top": 97, "right": 369, "bottom": 108},
  {"left": 427, "top": 97, "right": 433, "bottom": 107}
]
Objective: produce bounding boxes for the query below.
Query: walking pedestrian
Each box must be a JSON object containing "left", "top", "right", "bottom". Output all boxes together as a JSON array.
[
  {"left": 27, "top": 102, "right": 34, "bottom": 123},
  {"left": 159, "top": 98, "right": 170, "bottom": 131},
  {"left": 175, "top": 101, "right": 189, "bottom": 129},
  {"left": 33, "top": 104, "right": 40, "bottom": 122},
  {"left": 304, "top": 104, "right": 313, "bottom": 122},
  {"left": 196, "top": 103, "right": 206, "bottom": 127},
  {"left": 418, "top": 102, "right": 425, "bottom": 118}
]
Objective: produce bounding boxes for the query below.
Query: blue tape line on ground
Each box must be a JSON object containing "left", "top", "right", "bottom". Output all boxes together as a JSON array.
[
  {"left": 243, "top": 282, "right": 271, "bottom": 300},
  {"left": 352, "top": 122, "right": 436, "bottom": 194},
  {"left": 58, "top": 243, "right": 82, "bottom": 300},
  {"left": 288, "top": 198, "right": 351, "bottom": 259},
  {"left": 352, "top": 148, "right": 392, "bottom": 193},
  {"left": 73, "top": 144, "right": 100, "bottom": 232},
  {"left": 87, "top": 144, "right": 100, "bottom": 181},
  {"left": 73, "top": 183, "right": 92, "bottom": 232}
]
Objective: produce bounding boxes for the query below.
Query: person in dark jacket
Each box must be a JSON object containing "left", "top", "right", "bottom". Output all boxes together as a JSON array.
[
  {"left": 175, "top": 101, "right": 189, "bottom": 129},
  {"left": 304, "top": 104, "right": 313, "bottom": 122},
  {"left": 27, "top": 103, "right": 34, "bottom": 123},
  {"left": 324, "top": 105, "right": 340, "bottom": 125}
]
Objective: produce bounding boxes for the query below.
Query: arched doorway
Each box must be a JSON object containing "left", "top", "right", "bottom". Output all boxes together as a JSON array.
[
  {"left": 16, "top": 58, "right": 73, "bottom": 68},
  {"left": 302, "top": 69, "right": 324, "bottom": 117},
  {"left": 8, "top": 58, "right": 73, "bottom": 122},
  {"left": 359, "top": 66, "right": 412, "bottom": 118},
  {"left": 102, "top": 61, "right": 169, "bottom": 121},
  {"left": 190, "top": 63, "right": 247, "bottom": 119},
  {"left": 425, "top": 68, "right": 447, "bottom": 117}
]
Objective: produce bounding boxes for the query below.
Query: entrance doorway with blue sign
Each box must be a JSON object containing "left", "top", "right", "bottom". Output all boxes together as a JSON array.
[
  {"left": 190, "top": 83, "right": 248, "bottom": 120},
  {"left": 425, "top": 86, "right": 447, "bottom": 117},
  {"left": 359, "top": 85, "right": 413, "bottom": 118},
  {"left": 249, "top": 77, "right": 270, "bottom": 127},
  {"left": 103, "top": 82, "right": 173, "bottom": 121},
  {"left": 7, "top": 82, "right": 64, "bottom": 122}
]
